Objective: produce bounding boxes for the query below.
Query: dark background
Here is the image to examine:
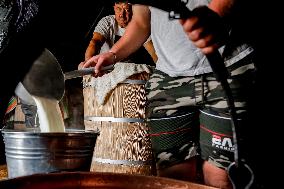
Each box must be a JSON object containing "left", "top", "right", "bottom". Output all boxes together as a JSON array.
[
  {"left": 46, "top": 2, "right": 113, "bottom": 72},
  {"left": 0, "top": 0, "right": 114, "bottom": 163},
  {"left": 0, "top": 0, "right": 282, "bottom": 187}
]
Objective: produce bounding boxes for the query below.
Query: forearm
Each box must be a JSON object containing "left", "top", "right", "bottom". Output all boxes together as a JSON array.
[
  {"left": 84, "top": 42, "right": 96, "bottom": 61},
  {"left": 209, "top": 0, "right": 238, "bottom": 26},
  {"left": 209, "top": 0, "right": 234, "bottom": 15},
  {"left": 86, "top": 41, "right": 104, "bottom": 60},
  {"left": 144, "top": 40, "right": 158, "bottom": 63},
  {"left": 85, "top": 33, "right": 105, "bottom": 61}
]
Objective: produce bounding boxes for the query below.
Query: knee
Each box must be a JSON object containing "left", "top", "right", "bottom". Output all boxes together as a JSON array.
[
  {"left": 157, "top": 157, "right": 200, "bottom": 182},
  {"left": 202, "top": 161, "right": 232, "bottom": 189}
]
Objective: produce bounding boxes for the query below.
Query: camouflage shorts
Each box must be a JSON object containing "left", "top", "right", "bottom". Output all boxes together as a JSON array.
[{"left": 146, "top": 53, "right": 256, "bottom": 170}]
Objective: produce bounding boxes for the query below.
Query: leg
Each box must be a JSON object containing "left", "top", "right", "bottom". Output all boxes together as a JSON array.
[
  {"left": 203, "top": 161, "right": 232, "bottom": 189},
  {"left": 146, "top": 70, "right": 200, "bottom": 182},
  {"left": 199, "top": 109, "right": 234, "bottom": 189},
  {"left": 149, "top": 114, "right": 200, "bottom": 183},
  {"left": 158, "top": 157, "right": 199, "bottom": 181},
  {"left": 197, "top": 54, "right": 256, "bottom": 188}
]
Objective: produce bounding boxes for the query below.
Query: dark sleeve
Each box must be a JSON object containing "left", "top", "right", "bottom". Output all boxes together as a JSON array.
[{"left": 0, "top": 0, "right": 44, "bottom": 120}]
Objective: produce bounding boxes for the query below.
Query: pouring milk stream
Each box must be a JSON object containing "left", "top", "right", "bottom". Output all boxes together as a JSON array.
[{"left": 18, "top": 48, "right": 66, "bottom": 132}]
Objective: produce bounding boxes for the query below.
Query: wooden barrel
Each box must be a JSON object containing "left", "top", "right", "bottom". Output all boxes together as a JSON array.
[{"left": 83, "top": 71, "right": 155, "bottom": 175}]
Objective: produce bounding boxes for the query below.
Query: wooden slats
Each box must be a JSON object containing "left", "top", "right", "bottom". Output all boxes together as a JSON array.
[{"left": 83, "top": 72, "right": 155, "bottom": 176}]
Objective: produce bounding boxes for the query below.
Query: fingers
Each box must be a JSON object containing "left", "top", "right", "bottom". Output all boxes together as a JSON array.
[
  {"left": 179, "top": 16, "right": 199, "bottom": 33},
  {"left": 179, "top": 6, "right": 227, "bottom": 54},
  {"left": 200, "top": 44, "right": 219, "bottom": 55},
  {"left": 82, "top": 56, "right": 98, "bottom": 68},
  {"left": 80, "top": 52, "right": 115, "bottom": 76},
  {"left": 181, "top": 20, "right": 218, "bottom": 54},
  {"left": 79, "top": 56, "right": 100, "bottom": 77},
  {"left": 180, "top": 16, "right": 208, "bottom": 46},
  {"left": 95, "top": 57, "right": 104, "bottom": 74},
  {"left": 78, "top": 61, "right": 84, "bottom": 70}
]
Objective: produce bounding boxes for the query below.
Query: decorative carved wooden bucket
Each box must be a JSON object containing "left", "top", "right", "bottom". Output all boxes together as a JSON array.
[{"left": 83, "top": 71, "right": 155, "bottom": 175}]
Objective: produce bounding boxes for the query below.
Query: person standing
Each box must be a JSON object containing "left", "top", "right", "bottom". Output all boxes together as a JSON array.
[
  {"left": 82, "top": 1, "right": 157, "bottom": 67},
  {"left": 81, "top": 1, "right": 256, "bottom": 188}
]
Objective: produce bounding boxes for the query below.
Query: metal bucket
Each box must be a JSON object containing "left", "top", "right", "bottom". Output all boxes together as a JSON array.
[{"left": 1, "top": 129, "right": 99, "bottom": 178}]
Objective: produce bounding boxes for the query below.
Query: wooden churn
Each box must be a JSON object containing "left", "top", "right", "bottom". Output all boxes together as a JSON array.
[{"left": 83, "top": 63, "right": 155, "bottom": 175}]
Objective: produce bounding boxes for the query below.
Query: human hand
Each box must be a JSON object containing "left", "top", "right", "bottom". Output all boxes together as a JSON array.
[
  {"left": 179, "top": 6, "right": 228, "bottom": 55},
  {"left": 82, "top": 51, "right": 116, "bottom": 76},
  {"left": 78, "top": 61, "right": 85, "bottom": 70}
]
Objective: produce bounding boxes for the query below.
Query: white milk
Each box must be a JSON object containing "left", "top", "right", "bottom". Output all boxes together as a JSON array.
[{"left": 32, "top": 96, "right": 65, "bottom": 132}]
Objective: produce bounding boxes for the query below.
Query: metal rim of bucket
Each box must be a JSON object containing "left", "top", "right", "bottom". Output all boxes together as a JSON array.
[{"left": 0, "top": 129, "right": 99, "bottom": 136}]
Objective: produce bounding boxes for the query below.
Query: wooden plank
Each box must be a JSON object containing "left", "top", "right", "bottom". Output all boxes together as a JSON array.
[{"left": 83, "top": 72, "right": 155, "bottom": 175}]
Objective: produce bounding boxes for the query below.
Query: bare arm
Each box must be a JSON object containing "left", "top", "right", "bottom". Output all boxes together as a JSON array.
[
  {"left": 84, "top": 32, "right": 105, "bottom": 61},
  {"left": 180, "top": 0, "right": 235, "bottom": 54},
  {"left": 143, "top": 40, "right": 158, "bottom": 63},
  {"left": 78, "top": 32, "right": 105, "bottom": 69},
  {"left": 83, "top": 5, "right": 151, "bottom": 73},
  {"left": 209, "top": 0, "right": 235, "bottom": 17},
  {"left": 110, "top": 5, "right": 151, "bottom": 61}
]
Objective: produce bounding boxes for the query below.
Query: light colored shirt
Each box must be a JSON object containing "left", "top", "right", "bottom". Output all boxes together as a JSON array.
[
  {"left": 94, "top": 15, "right": 151, "bottom": 54},
  {"left": 94, "top": 15, "right": 125, "bottom": 53},
  {"left": 150, "top": 0, "right": 253, "bottom": 77}
]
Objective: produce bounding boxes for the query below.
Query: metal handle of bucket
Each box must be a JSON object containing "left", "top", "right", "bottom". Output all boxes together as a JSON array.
[{"left": 1, "top": 125, "right": 11, "bottom": 131}]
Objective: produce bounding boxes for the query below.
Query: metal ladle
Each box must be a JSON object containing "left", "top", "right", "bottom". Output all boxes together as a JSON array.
[
  {"left": 16, "top": 48, "right": 114, "bottom": 101},
  {"left": 12, "top": 48, "right": 64, "bottom": 129},
  {"left": 20, "top": 48, "right": 65, "bottom": 101}
]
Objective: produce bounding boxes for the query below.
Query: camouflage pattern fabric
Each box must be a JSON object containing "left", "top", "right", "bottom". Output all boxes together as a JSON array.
[
  {"left": 148, "top": 112, "right": 200, "bottom": 169},
  {"left": 146, "top": 53, "right": 256, "bottom": 170}
]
